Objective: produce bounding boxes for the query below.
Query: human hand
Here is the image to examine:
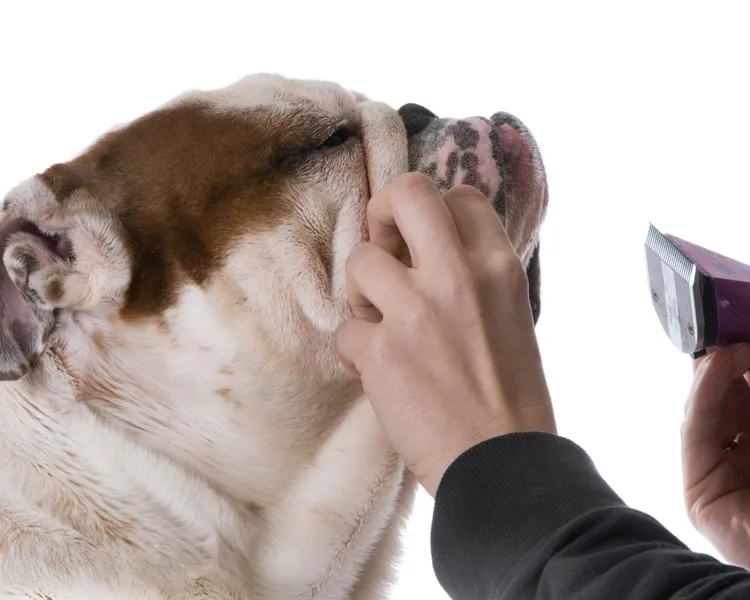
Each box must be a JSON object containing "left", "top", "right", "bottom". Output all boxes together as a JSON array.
[
  {"left": 335, "top": 173, "right": 556, "bottom": 496},
  {"left": 683, "top": 344, "right": 750, "bottom": 568}
]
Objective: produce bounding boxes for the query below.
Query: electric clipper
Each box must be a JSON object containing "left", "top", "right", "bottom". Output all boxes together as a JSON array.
[{"left": 645, "top": 224, "right": 750, "bottom": 358}]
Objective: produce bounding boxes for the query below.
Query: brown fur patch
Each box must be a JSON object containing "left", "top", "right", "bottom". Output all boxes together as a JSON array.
[
  {"left": 217, "top": 386, "right": 242, "bottom": 409},
  {"left": 91, "top": 330, "right": 108, "bottom": 351},
  {"left": 44, "top": 279, "right": 63, "bottom": 303},
  {"left": 37, "top": 99, "right": 343, "bottom": 320},
  {"left": 243, "top": 501, "right": 263, "bottom": 516}
]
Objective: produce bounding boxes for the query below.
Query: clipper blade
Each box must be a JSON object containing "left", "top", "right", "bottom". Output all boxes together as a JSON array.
[
  {"left": 645, "top": 224, "right": 750, "bottom": 355},
  {"left": 645, "top": 224, "right": 713, "bottom": 355}
]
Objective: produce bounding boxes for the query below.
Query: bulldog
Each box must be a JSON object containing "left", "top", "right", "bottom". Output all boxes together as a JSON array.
[{"left": 0, "top": 74, "right": 548, "bottom": 599}]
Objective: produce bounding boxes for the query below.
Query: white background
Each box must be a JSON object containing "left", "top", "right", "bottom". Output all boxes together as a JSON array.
[{"left": 1, "top": 2, "right": 749, "bottom": 598}]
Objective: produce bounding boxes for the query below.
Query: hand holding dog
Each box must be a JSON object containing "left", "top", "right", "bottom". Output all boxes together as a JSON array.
[{"left": 336, "top": 173, "right": 556, "bottom": 496}]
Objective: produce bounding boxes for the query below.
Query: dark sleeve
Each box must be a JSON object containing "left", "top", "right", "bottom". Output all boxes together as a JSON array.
[{"left": 430, "top": 432, "right": 750, "bottom": 599}]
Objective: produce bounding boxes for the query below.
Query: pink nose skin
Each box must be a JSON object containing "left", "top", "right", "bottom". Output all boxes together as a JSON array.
[{"left": 415, "top": 118, "right": 503, "bottom": 203}]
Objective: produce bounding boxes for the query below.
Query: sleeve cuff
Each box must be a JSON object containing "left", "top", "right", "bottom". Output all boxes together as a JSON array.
[{"left": 430, "top": 432, "right": 624, "bottom": 598}]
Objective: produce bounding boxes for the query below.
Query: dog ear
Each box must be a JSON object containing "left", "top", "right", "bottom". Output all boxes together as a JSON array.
[
  {"left": 0, "top": 224, "right": 56, "bottom": 381},
  {"left": 526, "top": 241, "right": 541, "bottom": 325},
  {"left": 0, "top": 176, "right": 131, "bottom": 379}
]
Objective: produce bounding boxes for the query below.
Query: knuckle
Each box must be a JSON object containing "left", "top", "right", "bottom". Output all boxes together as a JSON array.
[
  {"left": 685, "top": 502, "right": 704, "bottom": 530},
  {"left": 401, "top": 294, "right": 433, "bottom": 334},
  {"left": 483, "top": 251, "right": 528, "bottom": 295},
  {"left": 369, "top": 330, "right": 391, "bottom": 364},
  {"left": 488, "top": 250, "right": 525, "bottom": 279},
  {"left": 441, "top": 262, "right": 477, "bottom": 303},
  {"left": 362, "top": 328, "right": 399, "bottom": 376}
]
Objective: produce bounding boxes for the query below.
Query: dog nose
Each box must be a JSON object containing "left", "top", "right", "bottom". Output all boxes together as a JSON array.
[{"left": 398, "top": 103, "right": 438, "bottom": 138}]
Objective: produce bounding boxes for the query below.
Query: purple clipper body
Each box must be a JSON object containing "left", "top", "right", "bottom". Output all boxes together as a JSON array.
[{"left": 645, "top": 224, "right": 750, "bottom": 357}]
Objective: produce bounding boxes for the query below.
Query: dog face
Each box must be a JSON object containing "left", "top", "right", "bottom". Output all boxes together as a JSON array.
[{"left": 0, "top": 74, "right": 547, "bottom": 501}]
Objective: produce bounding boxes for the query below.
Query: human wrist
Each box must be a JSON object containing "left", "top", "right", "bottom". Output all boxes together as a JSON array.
[{"left": 418, "top": 407, "right": 557, "bottom": 497}]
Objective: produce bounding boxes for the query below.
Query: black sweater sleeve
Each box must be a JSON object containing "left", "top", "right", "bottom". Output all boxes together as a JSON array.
[{"left": 430, "top": 432, "right": 750, "bottom": 599}]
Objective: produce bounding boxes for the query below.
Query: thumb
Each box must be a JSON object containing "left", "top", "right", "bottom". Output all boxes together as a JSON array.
[
  {"left": 683, "top": 345, "right": 750, "bottom": 475},
  {"left": 689, "top": 345, "right": 750, "bottom": 418}
]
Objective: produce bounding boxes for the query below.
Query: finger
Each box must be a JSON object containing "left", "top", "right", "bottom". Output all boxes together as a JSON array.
[
  {"left": 687, "top": 345, "right": 750, "bottom": 433},
  {"left": 346, "top": 241, "right": 413, "bottom": 320},
  {"left": 692, "top": 344, "right": 750, "bottom": 399},
  {"left": 686, "top": 345, "right": 717, "bottom": 419},
  {"left": 368, "top": 173, "right": 463, "bottom": 270},
  {"left": 366, "top": 196, "right": 406, "bottom": 260},
  {"left": 335, "top": 317, "right": 379, "bottom": 376},
  {"left": 728, "top": 382, "right": 750, "bottom": 432},
  {"left": 442, "top": 185, "right": 514, "bottom": 254},
  {"left": 692, "top": 346, "right": 718, "bottom": 374},
  {"left": 683, "top": 345, "right": 750, "bottom": 460}
]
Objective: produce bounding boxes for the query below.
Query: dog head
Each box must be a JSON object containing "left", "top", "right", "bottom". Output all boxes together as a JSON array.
[{"left": 0, "top": 74, "right": 547, "bottom": 495}]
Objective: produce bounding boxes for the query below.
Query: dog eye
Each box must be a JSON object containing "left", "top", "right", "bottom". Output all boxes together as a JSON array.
[
  {"left": 317, "top": 126, "right": 352, "bottom": 149},
  {"left": 274, "top": 125, "right": 355, "bottom": 169}
]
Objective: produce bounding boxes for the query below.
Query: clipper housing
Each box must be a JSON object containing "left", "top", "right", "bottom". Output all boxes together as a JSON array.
[{"left": 645, "top": 224, "right": 750, "bottom": 357}]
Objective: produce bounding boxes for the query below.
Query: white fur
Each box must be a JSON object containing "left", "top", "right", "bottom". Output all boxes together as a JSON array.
[{"left": 0, "top": 76, "right": 414, "bottom": 600}]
